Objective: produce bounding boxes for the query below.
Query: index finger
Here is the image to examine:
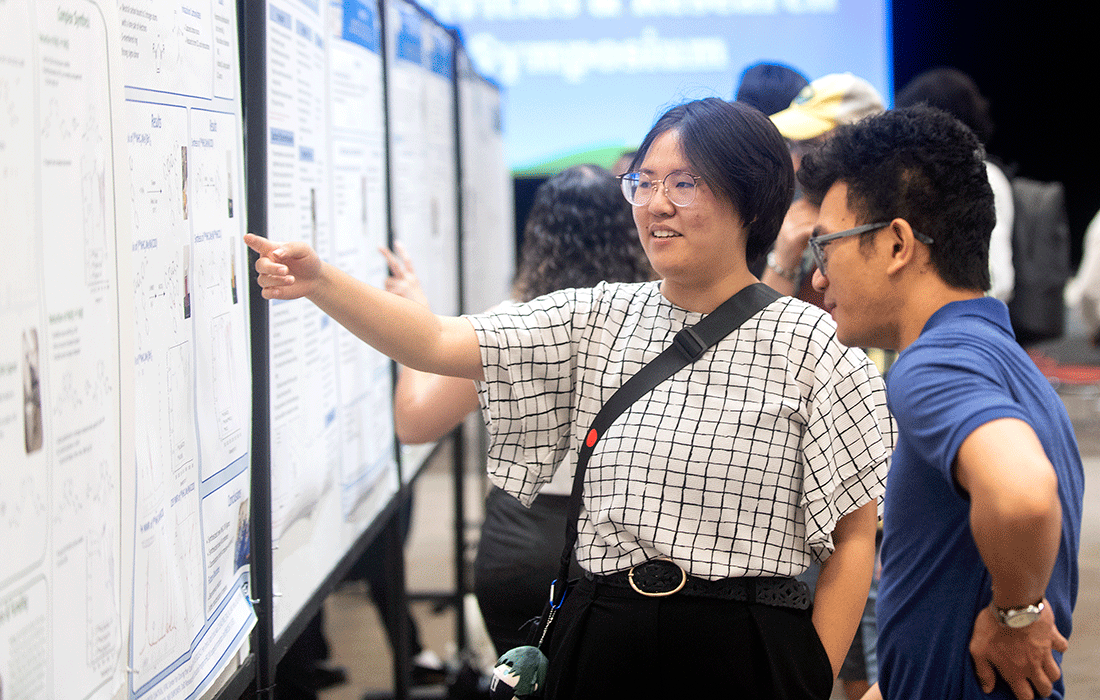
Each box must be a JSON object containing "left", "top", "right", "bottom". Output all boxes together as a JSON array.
[{"left": 244, "top": 233, "right": 280, "bottom": 257}]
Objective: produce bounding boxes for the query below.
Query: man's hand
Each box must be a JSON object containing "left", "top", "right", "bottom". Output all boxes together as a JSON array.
[
  {"left": 970, "top": 599, "right": 1067, "bottom": 699},
  {"left": 773, "top": 197, "right": 818, "bottom": 269}
]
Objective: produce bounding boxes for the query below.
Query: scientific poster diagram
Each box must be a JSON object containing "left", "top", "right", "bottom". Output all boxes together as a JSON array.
[
  {"left": 421, "top": 21, "right": 459, "bottom": 311},
  {"left": 1, "top": 0, "right": 49, "bottom": 600},
  {"left": 0, "top": 1, "right": 133, "bottom": 699},
  {"left": 265, "top": 0, "right": 339, "bottom": 541},
  {"left": 119, "top": 0, "right": 255, "bottom": 698},
  {"left": 267, "top": 0, "right": 355, "bottom": 636},
  {"left": 457, "top": 57, "right": 514, "bottom": 316},
  {"left": 385, "top": 0, "right": 459, "bottom": 320},
  {"left": 327, "top": 0, "right": 399, "bottom": 525}
]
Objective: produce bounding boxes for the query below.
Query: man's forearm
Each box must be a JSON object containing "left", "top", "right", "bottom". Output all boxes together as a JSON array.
[
  {"left": 957, "top": 419, "right": 1063, "bottom": 608},
  {"left": 970, "top": 485, "right": 1061, "bottom": 608}
]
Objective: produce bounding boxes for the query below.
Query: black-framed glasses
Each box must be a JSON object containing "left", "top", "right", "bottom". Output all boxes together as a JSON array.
[
  {"left": 809, "top": 221, "right": 934, "bottom": 274},
  {"left": 619, "top": 171, "right": 702, "bottom": 207}
]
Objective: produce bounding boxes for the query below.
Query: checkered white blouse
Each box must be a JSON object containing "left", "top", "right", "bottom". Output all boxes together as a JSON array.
[{"left": 468, "top": 281, "right": 894, "bottom": 579}]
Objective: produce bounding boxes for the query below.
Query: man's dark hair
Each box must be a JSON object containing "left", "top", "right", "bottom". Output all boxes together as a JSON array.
[
  {"left": 513, "top": 164, "right": 652, "bottom": 301},
  {"left": 798, "top": 105, "right": 995, "bottom": 291},
  {"left": 631, "top": 98, "right": 794, "bottom": 263}
]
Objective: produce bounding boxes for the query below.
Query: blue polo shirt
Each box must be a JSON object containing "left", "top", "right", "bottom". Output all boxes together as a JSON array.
[{"left": 877, "top": 297, "right": 1084, "bottom": 700}]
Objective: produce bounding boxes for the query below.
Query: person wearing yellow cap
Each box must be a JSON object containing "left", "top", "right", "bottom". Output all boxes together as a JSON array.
[
  {"left": 762, "top": 73, "right": 885, "bottom": 304},
  {"left": 765, "top": 72, "right": 887, "bottom": 700}
]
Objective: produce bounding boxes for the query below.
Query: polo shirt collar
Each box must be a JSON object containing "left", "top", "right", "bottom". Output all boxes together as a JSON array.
[{"left": 921, "top": 296, "right": 1013, "bottom": 338}]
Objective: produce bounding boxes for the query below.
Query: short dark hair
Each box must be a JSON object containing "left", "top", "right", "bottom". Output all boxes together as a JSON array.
[
  {"left": 631, "top": 98, "right": 794, "bottom": 263},
  {"left": 735, "top": 62, "right": 810, "bottom": 116},
  {"left": 513, "top": 164, "right": 652, "bottom": 301},
  {"left": 798, "top": 105, "right": 995, "bottom": 291}
]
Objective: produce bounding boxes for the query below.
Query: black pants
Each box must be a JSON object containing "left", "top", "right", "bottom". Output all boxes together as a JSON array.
[
  {"left": 544, "top": 575, "right": 834, "bottom": 699},
  {"left": 474, "top": 487, "right": 580, "bottom": 652}
]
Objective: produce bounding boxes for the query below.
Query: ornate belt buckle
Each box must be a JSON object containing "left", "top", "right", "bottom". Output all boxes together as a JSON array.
[{"left": 627, "top": 558, "right": 687, "bottom": 597}]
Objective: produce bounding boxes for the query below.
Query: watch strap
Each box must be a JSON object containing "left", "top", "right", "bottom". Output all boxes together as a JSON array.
[
  {"left": 766, "top": 250, "right": 798, "bottom": 282},
  {"left": 995, "top": 600, "right": 1044, "bottom": 627}
]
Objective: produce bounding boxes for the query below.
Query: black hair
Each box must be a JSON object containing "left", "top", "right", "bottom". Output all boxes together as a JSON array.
[
  {"left": 798, "top": 105, "right": 995, "bottom": 291},
  {"left": 895, "top": 67, "right": 995, "bottom": 145},
  {"left": 735, "top": 62, "right": 810, "bottom": 116},
  {"left": 513, "top": 164, "right": 653, "bottom": 301},
  {"left": 630, "top": 98, "right": 794, "bottom": 263}
]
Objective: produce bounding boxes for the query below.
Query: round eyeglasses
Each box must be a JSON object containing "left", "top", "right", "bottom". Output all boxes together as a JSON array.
[{"left": 619, "top": 171, "right": 702, "bottom": 207}]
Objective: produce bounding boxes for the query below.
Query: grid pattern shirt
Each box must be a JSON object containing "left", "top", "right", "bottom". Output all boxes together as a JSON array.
[{"left": 467, "top": 281, "right": 894, "bottom": 579}]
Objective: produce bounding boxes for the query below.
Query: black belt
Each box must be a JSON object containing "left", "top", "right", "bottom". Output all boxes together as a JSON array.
[{"left": 586, "top": 559, "right": 811, "bottom": 611}]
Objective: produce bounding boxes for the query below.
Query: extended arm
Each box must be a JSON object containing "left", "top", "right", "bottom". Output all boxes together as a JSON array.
[
  {"left": 956, "top": 418, "right": 1067, "bottom": 700},
  {"left": 245, "top": 233, "right": 484, "bottom": 380},
  {"left": 812, "top": 499, "right": 879, "bottom": 677},
  {"left": 378, "top": 244, "right": 482, "bottom": 444}
]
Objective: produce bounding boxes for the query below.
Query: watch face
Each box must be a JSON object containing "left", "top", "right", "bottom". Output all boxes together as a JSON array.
[{"left": 1002, "top": 605, "right": 1043, "bottom": 628}]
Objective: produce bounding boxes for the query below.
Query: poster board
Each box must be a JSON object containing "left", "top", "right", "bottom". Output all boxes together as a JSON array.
[
  {"left": 457, "top": 48, "right": 514, "bottom": 315},
  {"left": 0, "top": 2, "right": 132, "bottom": 698},
  {"left": 262, "top": 0, "right": 399, "bottom": 639},
  {"left": 0, "top": 1, "right": 256, "bottom": 699},
  {"left": 383, "top": 0, "right": 461, "bottom": 480},
  {"left": 2, "top": 0, "right": 509, "bottom": 695},
  {"left": 119, "top": 0, "right": 257, "bottom": 695}
]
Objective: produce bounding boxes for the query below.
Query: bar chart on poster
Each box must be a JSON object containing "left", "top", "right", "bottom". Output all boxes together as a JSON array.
[{"left": 2, "top": 0, "right": 510, "bottom": 697}]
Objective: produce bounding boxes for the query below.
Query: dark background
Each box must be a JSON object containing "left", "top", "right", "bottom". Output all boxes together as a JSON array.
[
  {"left": 515, "top": 2, "right": 1097, "bottom": 271},
  {"left": 893, "top": 0, "right": 1096, "bottom": 268}
]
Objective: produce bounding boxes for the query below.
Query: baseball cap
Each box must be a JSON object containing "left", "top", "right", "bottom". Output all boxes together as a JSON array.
[{"left": 770, "top": 72, "right": 885, "bottom": 141}]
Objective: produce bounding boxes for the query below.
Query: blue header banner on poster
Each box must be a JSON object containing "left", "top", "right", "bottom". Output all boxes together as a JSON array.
[
  {"left": 342, "top": 0, "right": 382, "bottom": 53},
  {"left": 429, "top": 33, "right": 452, "bottom": 77},
  {"left": 396, "top": 6, "right": 423, "bottom": 63},
  {"left": 270, "top": 4, "right": 293, "bottom": 30}
]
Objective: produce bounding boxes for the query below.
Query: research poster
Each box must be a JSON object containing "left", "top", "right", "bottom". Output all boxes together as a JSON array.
[
  {"left": 119, "top": 0, "right": 256, "bottom": 697},
  {"left": 0, "top": 1, "right": 132, "bottom": 699},
  {"left": 384, "top": 0, "right": 460, "bottom": 479},
  {"left": 457, "top": 54, "right": 513, "bottom": 315},
  {"left": 265, "top": 0, "right": 341, "bottom": 569},
  {"left": 264, "top": 0, "right": 399, "bottom": 637},
  {"left": 325, "top": 0, "right": 399, "bottom": 534},
  {"left": 385, "top": 0, "right": 459, "bottom": 319}
]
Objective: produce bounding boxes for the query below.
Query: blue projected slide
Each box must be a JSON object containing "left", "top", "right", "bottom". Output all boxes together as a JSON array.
[{"left": 421, "top": 0, "right": 890, "bottom": 169}]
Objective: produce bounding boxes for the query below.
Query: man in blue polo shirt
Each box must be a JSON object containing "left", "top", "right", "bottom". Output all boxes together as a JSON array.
[{"left": 796, "top": 105, "right": 1084, "bottom": 700}]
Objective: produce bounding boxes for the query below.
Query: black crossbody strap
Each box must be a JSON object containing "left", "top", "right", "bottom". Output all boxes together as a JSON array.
[{"left": 555, "top": 283, "right": 781, "bottom": 588}]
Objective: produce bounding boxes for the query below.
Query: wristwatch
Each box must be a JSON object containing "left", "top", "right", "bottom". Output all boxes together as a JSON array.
[
  {"left": 766, "top": 250, "right": 798, "bottom": 282},
  {"left": 995, "top": 600, "right": 1044, "bottom": 628}
]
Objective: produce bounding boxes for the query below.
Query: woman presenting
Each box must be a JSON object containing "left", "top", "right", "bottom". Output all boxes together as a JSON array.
[
  {"left": 246, "top": 97, "right": 893, "bottom": 699},
  {"left": 381, "top": 164, "right": 654, "bottom": 656}
]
